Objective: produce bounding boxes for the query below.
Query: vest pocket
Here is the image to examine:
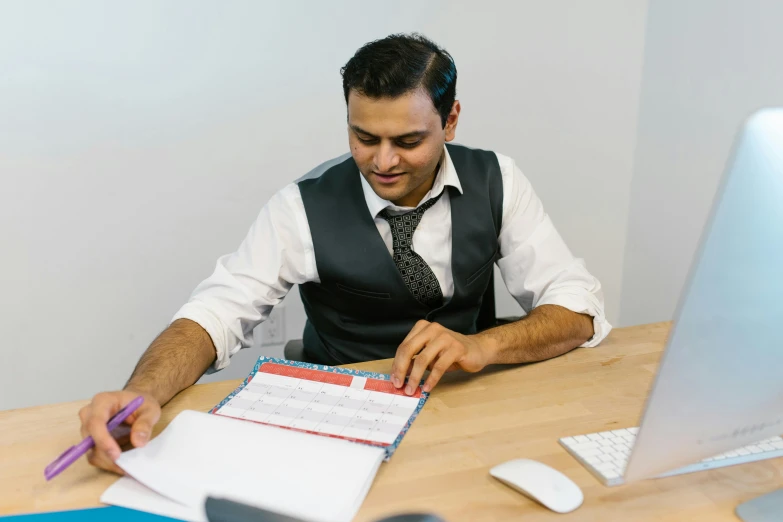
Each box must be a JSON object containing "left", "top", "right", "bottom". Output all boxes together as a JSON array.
[
  {"left": 336, "top": 283, "right": 392, "bottom": 300},
  {"left": 466, "top": 251, "right": 497, "bottom": 286}
]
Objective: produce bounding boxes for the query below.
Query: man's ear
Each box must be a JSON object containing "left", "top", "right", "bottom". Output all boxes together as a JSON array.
[{"left": 444, "top": 100, "right": 461, "bottom": 142}]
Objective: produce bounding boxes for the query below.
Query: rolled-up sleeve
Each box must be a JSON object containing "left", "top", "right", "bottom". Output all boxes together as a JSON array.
[
  {"left": 173, "top": 292, "right": 241, "bottom": 371},
  {"left": 495, "top": 155, "right": 611, "bottom": 347},
  {"left": 172, "top": 184, "right": 315, "bottom": 370}
]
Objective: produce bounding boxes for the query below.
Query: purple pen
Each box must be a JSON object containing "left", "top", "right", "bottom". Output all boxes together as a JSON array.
[{"left": 44, "top": 395, "right": 144, "bottom": 481}]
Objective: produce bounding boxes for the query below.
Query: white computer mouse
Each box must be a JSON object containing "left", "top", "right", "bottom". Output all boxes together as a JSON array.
[{"left": 489, "top": 459, "right": 584, "bottom": 513}]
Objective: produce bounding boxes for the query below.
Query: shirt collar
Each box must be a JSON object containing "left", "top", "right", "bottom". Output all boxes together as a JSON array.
[{"left": 360, "top": 145, "right": 463, "bottom": 217}]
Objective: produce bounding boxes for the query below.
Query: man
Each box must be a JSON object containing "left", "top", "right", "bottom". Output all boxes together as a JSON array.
[{"left": 80, "top": 33, "right": 610, "bottom": 474}]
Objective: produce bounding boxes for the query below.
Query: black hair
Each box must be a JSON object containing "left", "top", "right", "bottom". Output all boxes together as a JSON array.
[{"left": 340, "top": 33, "right": 457, "bottom": 128}]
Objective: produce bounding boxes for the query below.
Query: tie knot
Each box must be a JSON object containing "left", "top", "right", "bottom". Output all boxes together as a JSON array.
[{"left": 380, "top": 193, "right": 442, "bottom": 251}]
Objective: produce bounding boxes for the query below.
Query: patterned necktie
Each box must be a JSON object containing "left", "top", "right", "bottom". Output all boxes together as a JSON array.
[{"left": 379, "top": 193, "right": 444, "bottom": 308}]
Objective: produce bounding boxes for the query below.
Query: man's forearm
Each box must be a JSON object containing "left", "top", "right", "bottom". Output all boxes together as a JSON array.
[
  {"left": 478, "top": 304, "right": 594, "bottom": 365},
  {"left": 124, "top": 318, "right": 217, "bottom": 406}
]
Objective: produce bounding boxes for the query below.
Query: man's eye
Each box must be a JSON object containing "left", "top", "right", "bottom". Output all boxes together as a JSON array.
[
  {"left": 358, "top": 137, "right": 378, "bottom": 144},
  {"left": 397, "top": 140, "right": 422, "bottom": 149}
]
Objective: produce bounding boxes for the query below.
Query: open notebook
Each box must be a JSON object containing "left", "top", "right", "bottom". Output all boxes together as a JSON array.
[{"left": 102, "top": 357, "right": 429, "bottom": 522}]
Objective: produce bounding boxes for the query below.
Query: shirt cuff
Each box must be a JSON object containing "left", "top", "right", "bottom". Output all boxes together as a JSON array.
[
  {"left": 171, "top": 303, "right": 241, "bottom": 371},
  {"left": 535, "top": 294, "right": 612, "bottom": 348}
]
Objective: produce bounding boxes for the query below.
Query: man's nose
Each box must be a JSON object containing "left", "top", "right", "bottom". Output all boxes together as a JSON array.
[{"left": 374, "top": 142, "right": 400, "bottom": 173}]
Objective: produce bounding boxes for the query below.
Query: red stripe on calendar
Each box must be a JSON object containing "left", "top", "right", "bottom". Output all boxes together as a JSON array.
[
  {"left": 257, "top": 363, "right": 353, "bottom": 386},
  {"left": 256, "top": 362, "right": 422, "bottom": 398},
  {"left": 363, "top": 378, "right": 423, "bottom": 398}
]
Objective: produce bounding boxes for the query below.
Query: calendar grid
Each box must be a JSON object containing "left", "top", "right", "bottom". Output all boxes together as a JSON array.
[{"left": 209, "top": 357, "right": 429, "bottom": 459}]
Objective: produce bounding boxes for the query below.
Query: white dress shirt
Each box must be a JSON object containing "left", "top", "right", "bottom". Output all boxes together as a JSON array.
[{"left": 174, "top": 146, "right": 611, "bottom": 370}]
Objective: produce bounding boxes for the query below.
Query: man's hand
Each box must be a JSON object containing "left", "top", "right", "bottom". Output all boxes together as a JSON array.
[
  {"left": 76, "top": 319, "right": 217, "bottom": 475},
  {"left": 78, "top": 389, "right": 161, "bottom": 475},
  {"left": 391, "top": 320, "right": 495, "bottom": 395}
]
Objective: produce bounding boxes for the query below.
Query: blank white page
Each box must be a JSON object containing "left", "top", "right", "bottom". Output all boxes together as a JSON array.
[
  {"left": 102, "top": 476, "right": 204, "bottom": 522},
  {"left": 114, "top": 410, "right": 385, "bottom": 522}
]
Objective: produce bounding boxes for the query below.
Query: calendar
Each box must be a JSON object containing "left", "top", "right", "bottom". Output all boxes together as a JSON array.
[{"left": 210, "top": 356, "right": 429, "bottom": 459}]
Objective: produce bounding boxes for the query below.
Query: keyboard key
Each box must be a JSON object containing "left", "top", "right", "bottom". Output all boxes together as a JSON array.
[
  {"left": 758, "top": 443, "right": 775, "bottom": 451},
  {"left": 628, "top": 427, "right": 639, "bottom": 434},
  {"left": 574, "top": 435, "right": 590, "bottom": 444},
  {"left": 735, "top": 448, "right": 751, "bottom": 456},
  {"left": 560, "top": 437, "right": 576, "bottom": 446},
  {"left": 587, "top": 433, "right": 604, "bottom": 442},
  {"left": 573, "top": 441, "right": 600, "bottom": 451}
]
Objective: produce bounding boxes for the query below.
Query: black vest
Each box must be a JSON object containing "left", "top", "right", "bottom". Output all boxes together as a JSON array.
[{"left": 297, "top": 144, "right": 503, "bottom": 364}]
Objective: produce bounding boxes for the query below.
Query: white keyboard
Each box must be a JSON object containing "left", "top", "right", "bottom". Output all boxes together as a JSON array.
[{"left": 560, "top": 428, "right": 783, "bottom": 487}]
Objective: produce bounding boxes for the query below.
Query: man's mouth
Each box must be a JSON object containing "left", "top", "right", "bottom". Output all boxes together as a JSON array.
[{"left": 373, "top": 172, "right": 404, "bottom": 184}]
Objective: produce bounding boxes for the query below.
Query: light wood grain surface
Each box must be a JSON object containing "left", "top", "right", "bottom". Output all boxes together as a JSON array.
[{"left": 1, "top": 322, "right": 780, "bottom": 521}]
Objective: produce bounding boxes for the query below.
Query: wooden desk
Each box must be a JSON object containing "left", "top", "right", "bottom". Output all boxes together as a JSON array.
[{"left": 1, "top": 322, "right": 781, "bottom": 521}]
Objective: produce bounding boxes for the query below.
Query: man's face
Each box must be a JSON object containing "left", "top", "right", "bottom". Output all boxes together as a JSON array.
[{"left": 347, "top": 89, "right": 459, "bottom": 207}]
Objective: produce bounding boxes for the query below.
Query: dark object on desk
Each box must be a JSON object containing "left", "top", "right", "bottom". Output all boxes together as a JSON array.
[
  {"left": 205, "top": 497, "right": 445, "bottom": 522},
  {"left": 205, "top": 497, "right": 303, "bottom": 522},
  {"left": 736, "top": 488, "right": 783, "bottom": 522},
  {"left": 284, "top": 272, "right": 519, "bottom": 362}
]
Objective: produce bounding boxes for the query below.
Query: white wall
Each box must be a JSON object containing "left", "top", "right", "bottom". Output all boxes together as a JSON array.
[
  {"left": 0, "top": 0, "right": 647, "bottom": 410},
  {"left": 620, "top": 0, "right": 783, "bottom": 326}
]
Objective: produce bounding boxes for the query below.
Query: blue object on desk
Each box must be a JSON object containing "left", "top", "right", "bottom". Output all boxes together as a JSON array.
[{"left": 0, "top": 506, "right": 180, "bottom": 521}]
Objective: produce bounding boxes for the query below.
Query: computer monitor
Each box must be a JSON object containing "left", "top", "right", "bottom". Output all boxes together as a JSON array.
[{"left": 624, "top": 108, "right": 783, "bottom": 484}]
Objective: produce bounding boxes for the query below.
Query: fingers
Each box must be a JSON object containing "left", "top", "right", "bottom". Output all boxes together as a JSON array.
[
  {"left": 406, "top": 335, "right": 451, "bottom": 395},
  {"left": 86, "top": 448, "right": 126, "bottom": 476},
  {"left": 391, "top": 320, "right": 433, "bottom": 389},
  {"left": 83, "top": 393, "right": 123, "bottom": 462},
  {"left": 400, "top": 319, "right": 431, "bottom": 345},
  {"left": 79, "top": 391, "right": 161, "bottom": 475},
  {"left": 127, "top": 403, "right": 161, "bottom": 448},
  {"left": 110, "top": 424, "right": 132, "bottom": 445},
  {"left": 422, "top": 350, "right": 459, "bottom": 393}
]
